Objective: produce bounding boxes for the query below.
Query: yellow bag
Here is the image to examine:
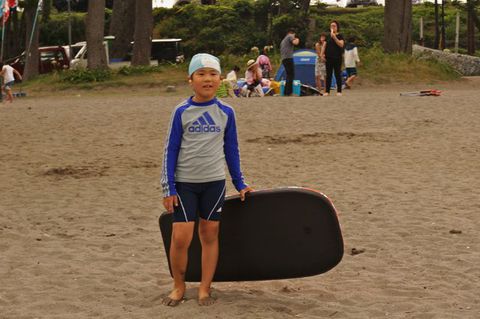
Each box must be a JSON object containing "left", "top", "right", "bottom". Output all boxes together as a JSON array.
[{"left": 270, "top": 81, "right": 281, "bottom": 95}]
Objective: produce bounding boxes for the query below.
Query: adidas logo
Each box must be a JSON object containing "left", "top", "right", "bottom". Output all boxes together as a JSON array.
[{"left": 188, "top": 112, "right": 221, "bottom": 133}]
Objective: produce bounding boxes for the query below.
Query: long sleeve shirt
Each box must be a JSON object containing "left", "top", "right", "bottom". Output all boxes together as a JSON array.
[
  {"left": 344, "top": 46, "right": 360, "bottom": 68},
  {"left": 161, "top": 97, "right": 247, "bottom": 197},
  {"left": 245, "top": 67, "right": 262, "bottom": 85}
]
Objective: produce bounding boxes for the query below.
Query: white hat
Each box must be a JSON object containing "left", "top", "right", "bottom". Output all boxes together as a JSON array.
[{"left": 188, "top": 53, "right": 221, "bottom": 77}]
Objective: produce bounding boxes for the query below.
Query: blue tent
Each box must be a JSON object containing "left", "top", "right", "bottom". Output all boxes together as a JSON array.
[{"left": 275, "top": 49, "right": 317, "bottom": 87}]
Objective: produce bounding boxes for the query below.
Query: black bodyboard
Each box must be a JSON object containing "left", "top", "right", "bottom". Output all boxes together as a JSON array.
[{"left": 159, "top": 187, "right": 343, "bottom": 282}]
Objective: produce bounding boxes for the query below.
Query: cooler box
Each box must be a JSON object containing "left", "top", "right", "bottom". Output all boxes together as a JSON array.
[{"left": 280, "top": 80, "right": 301, "bottom": 96}]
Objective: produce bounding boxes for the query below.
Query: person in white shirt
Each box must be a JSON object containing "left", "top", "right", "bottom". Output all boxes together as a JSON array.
[
  {"left": 0, "top": 62, "right": 22, "bottom": 103},
  {"left": 344, "top": 37, "right": 360, "bottom": 89}
]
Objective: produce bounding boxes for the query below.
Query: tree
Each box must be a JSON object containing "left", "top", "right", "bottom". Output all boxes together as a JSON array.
[
  {"left": 434, "top": 0, "right": 439, "bottom": 49},
  {"left": 467, "top": 0, "right": 476, "bottom": 55},
  {"left": 42, "top": 0, "right": 52, "bottom": 22},
  {"left": 383, "top": 0, "right": 412, "bottom": 54},
  {"left": 131, "top": 0, "right": 152, "bottom": 66},
  {"left": 86, "top": 0, "right": 108, "bottom": 69},
  {"left": 23, "top": 0, "right": 41, "bottom": 80},
  {"left": 5, "top": 6, "right": 22, "bottom": 59},
  {"left": 109, "top": 0, "right": 135, "bottom": 60}
]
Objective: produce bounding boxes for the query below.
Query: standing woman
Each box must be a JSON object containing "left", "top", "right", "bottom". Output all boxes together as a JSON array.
[{"left": 322, "top": 20, "right": 345, "bottom": 96}]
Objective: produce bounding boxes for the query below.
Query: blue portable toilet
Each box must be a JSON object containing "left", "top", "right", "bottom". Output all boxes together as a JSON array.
[{"left": 275, "top": 49, "right": 317, "bottom": 87}]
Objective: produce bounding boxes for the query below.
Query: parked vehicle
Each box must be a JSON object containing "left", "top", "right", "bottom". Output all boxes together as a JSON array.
[
  {"left": 69, "top": 41, "right": 110, "bottom": 69},
  {"left": 128, "top": 38, "right": 184, "bottom": 64},
  {"left": 346, "top": 0, "right": 378, "bottom": 7},
  {"left": 7, "top": 46, "right": 70, "bottom": 75},
  {"left": 151, "top": 39, "right": 184, "bottom": 63}
]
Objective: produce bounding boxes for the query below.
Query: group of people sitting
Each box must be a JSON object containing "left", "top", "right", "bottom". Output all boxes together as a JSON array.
[{"left": 216, "top": 47, "right": 274, "bottom": 98}]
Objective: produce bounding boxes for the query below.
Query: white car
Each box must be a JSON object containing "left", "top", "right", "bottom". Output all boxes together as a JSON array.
[{"left": 68, "top": 41, "right": 110, "bottom": 69}]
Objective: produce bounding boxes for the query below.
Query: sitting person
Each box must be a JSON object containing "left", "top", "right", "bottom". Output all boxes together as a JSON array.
[
  {"left": 244, "top": 59, "right": 264, "bottom": 97},
  {"left": 256, "top": 48, "right": 273, "bottom": 79},
  {"left": 226, "top": 66, "right": 240, "bottom": 96}
]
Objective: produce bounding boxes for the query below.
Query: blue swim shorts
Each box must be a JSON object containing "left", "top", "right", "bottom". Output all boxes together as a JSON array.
[
  {"left": 346, "top": 67, "right": 357, "bottom": 77},
  {"left": 173, "top": 180, "right": 226, "bottom": 222},
  {"left": 4, "top": 81, "right": 14, "bottom": 90}
]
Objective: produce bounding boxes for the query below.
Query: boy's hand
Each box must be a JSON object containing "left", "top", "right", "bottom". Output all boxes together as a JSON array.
[
  {"left": 239, "top": 186, "right": 254, "bottom": 201},
  {"left": 163, "top": 195, "right": 178, "bottom": 213}
]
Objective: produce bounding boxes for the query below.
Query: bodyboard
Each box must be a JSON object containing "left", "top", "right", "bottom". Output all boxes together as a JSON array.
[{"left": 159, "top": 187, "right": 343, "bottom": 282}]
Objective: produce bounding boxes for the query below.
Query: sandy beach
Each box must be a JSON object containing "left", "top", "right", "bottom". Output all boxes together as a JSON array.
[{"left": 1, "top": 79, "right": 479, "bottom": 318}]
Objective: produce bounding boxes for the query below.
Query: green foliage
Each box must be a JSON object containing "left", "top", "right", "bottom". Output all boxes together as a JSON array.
[
  {"left": 60, "top": 68, "right": 113, "bottom": 83},
  {"left": 40, "top": 12, "right": 87, "bottom": 46},
  {"left": 309, "top": 6, "right": 385, "bottom": 48},
  {"left": 39, "top": 9, "right": 112, "bottom": 47}
]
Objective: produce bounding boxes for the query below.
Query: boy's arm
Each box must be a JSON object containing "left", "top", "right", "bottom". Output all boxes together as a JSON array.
[
  {"left": 354, "top": 47, "right": 360, "bottom": 63},
  {"left": 13, "top": 69, "right": 22, "bottom": 80},
  {"left": 161, "top": 108, "right": 184, "bottom": 197},
  {"left": 223, "top": 108, "right": 247, "bottom": 192}
]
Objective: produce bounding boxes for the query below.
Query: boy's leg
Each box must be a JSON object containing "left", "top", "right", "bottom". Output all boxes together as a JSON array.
[
  {"left": 197, "top": 180, "right": 225, "bottom": 305},
  {"left": 198, "top": 219, "right": 220, "bottom": 305},
  {"left": 164, "top": 221, "right": 195, "bottom": 305},
  {"left": 347, "top": 75, "right": 356, "bottom": 87},
  {"left": 6, "top": 88, "right": 13, "bottom": 102}
]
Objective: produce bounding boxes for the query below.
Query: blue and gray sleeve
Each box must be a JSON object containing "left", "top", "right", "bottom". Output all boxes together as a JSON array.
[
  {"left": 161, "top": 107, "right": 184, "bottom": 197},
  {"left": 223, "top": 107, "right": 248, "bottom": 192}
]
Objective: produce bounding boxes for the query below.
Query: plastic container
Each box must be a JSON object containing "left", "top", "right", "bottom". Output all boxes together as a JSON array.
[{"left": 280, "top": 80, "right": 301, "bottom": 96}]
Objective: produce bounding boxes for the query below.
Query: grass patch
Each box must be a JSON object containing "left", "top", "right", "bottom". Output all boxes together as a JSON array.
[{"left": 360, "top": 45, "right": 460, "bottom": 84}]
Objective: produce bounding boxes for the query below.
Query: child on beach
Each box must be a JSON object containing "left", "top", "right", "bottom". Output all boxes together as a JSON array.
[
  {"left": 344, "top": 36, "right": 360, "bottom": 89},
  {"left": 161, "top": 53, "right": 253, "bottom": 307},
  {"left": 0, "top": 62, "right": 22, "bottom": 103},
  {"left": 314, "top": 33, "right": 327, "bottom": 93}
]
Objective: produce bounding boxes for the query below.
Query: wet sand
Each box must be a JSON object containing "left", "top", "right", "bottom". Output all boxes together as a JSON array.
[{"left": 1, "top": 80, "right": 479, "bottom": 318}]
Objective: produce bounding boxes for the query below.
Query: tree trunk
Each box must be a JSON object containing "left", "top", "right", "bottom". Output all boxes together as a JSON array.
[
  {"left": 5, "top": 8, "right": 22, "bottom": 59},
  {"left": 42, "top": 0, "right": 52, "bottom": 22},
  {"left": 86, "top": 0, "right": 108, "bottom": 69},
  {"left": 109, "top": 0, "right": 135, "bottom": 60},
  {"left": 467, "top": 0, "right": 476, "bottom": 55},
  {"left": 434, "top": 0, "right": 439, "bottom": 49},
  {"left": 23, "top": 0, "right": 40, "bottom": 80},
  {"left": 131, "top": 0, "right": 152, "bottom": 66},
  {"left": 305, "top": 18, "right": 316, "bottom": 49},
  {"left": 383, "top": 0, "right": 412, "bottom": 54}
]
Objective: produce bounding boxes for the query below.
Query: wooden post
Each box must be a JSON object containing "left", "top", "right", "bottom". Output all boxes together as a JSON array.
[
  {"left": 467, "top": 0, "right": 475, "bottom": 55},
  {"left": 420, "top": 17, "right": 424, "bottom": 46},
  {"left": 455, "top": 12, "right": 460, "bottom": 53}
]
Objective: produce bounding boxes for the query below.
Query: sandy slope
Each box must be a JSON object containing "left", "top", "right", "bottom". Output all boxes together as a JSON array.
[{"left": 1, "top": 80, "right": 479, "bottom": 318}]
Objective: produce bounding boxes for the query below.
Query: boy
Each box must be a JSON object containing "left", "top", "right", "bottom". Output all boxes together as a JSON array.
[
  {"left": 0, "top": 62, "right": 22, "bottom": 103},
  {"left": 314, "top": 33, "right": 327, "bottom": 93},
  {"left": 344, "top": 36, "right": 360, "bottom": 89},
  {"left": 161, "top": 53, "right": 253, "bottom": 307}
]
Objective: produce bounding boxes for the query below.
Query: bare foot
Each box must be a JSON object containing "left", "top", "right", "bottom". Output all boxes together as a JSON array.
[
  {"left": 162, "top": 286, "right": 185, "bottom": 307},
  {"left": 336, "top": 92, "right": 342, "bottom": 96},
  {"left": 323, "top": 92, "right": 329, "bottom": 96},
  {"left": 198, "top": 288, "right": 216, "bottom": 306}
]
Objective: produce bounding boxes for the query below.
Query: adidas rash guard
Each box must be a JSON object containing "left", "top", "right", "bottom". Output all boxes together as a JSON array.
[{"left": 161, "top": 97, "right": 247, "bottom": 197}]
